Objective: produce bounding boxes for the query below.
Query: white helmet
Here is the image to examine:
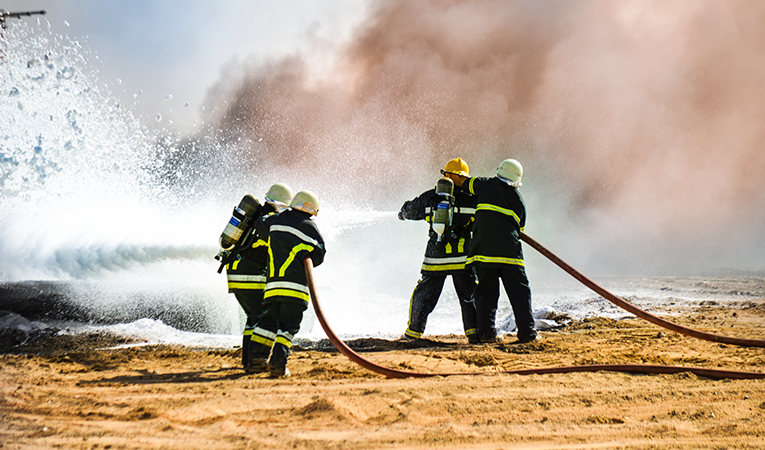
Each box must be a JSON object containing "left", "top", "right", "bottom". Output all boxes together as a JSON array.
[
  {"left": 290, "top": 190, "right": 320, "bottom": 216},
  {"left": 265, "top": 182, "right": 293, "bottom": 212},
  {"left": 497, "top": 159, "right": 523, "bottom": 187}
]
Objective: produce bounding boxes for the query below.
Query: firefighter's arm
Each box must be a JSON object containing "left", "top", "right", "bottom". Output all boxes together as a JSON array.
[
  {"left": 307, "top": 234, "right": 326, "bottom": 267},
  {"left": 308, "top": 242, "right": 326, "bottom": 267},
  {"left": 398, "top": 189, "right": 433, "bottom": 221}
]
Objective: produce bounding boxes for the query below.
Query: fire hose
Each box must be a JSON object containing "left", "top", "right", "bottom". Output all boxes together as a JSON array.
[
  {"left": 303, "top": 233, "right": 765, "bottom": 380},
  {"left": 519, "top": 232, "right": 765, "bottom": 348}
]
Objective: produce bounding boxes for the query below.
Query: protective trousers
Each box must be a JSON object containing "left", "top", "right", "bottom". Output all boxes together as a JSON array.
[
  {"left": 228, "top": 256, "right": 268, "bottom": 369},
  {"left": 405, "top": 271, "right": 477, "bottom": 340},
  {"left": 472, "top": 265, "right": 536, "bottom": 341},
  {"left": 234, "top": 290, "right": 267, "bottom": 368},
  {"left": 249, "top": 300, "right": 306, "bottom": 373}
]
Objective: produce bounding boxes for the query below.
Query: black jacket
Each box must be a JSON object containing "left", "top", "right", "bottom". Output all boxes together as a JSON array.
[
  {"left": 255, "top": 208, "right": 326, "bottom": 305},
  {"left": 399, "top": 183, "right": 476, "bottom": 275},
  {"left": 464, "top": 176, "right": 526, "bottom": 268}
]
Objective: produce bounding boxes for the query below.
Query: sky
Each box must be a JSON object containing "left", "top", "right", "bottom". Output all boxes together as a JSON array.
[{"left": 1, "top": 0, "right": 367, "bottom": 131}]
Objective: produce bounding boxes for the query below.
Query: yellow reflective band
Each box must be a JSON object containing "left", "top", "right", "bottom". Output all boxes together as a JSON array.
[
  {"left": 251, "top": 335, "right": 274, "bottom": 346},
  {"left": 264, "top": 289, "right": 310, "bottom": 303},
  {"left": 232, "top": 259, "right": 241, "bottom": 270},
  {"left": 251, "top": 239, "right": 268, "bottom": 249},
  {"left": 468, "top": 177, "right": 477, "bottom": 195},
  {"left": 465, "top": 328, "right": 477, "bottom": 336},
  {"left": 422, "top": 263, "right": 466, "bottom": 272},
  {"left": 458, "top": 237, "right": 465, "bottom": 253},
  {"left": 445, "top": 242, "right": 452, "bottom": 253},
  {"left": 275, "top": 336, "right": 293, "bottom": 348},
  {"left": 227, "top": 282, "right": 266, "bottom": 290},
  {"left": 268, "top": 237, "right": 276, "bottom": 278},
  {"left": 279, "top": 243, "right": 315, "bottom": 277},
  {"left": 467, "top": 255, "right": 525, "bottom": 266},
  {"left": 405, "top": 329, "right": 423, "bottom": 339},
  {"left": 243, "top": 329, "right": 253, "bottom": 337},
  {"left": 476, "top": 203, "right": 520, "bottom": 224}
]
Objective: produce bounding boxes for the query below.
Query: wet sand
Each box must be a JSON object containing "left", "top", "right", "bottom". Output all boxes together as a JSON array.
[{"left": 2, "top": 276, "right": 765, "bottom": 449}]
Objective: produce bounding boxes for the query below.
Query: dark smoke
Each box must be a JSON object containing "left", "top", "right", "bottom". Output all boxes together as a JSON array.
[{"left": 206, "top": 0, "right": 765, "bottom": 274}]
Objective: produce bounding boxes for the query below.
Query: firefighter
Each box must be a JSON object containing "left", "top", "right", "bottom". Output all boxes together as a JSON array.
[
  {"left": 249, "top": 190, "right": 326, "bottom": 377},
  {"left": 464, "top": 159, "right": 539, "bottom": 343},
  {"left": 226, "top": 183, "right": 293, "bottom": 372},
  {"left": 399, "top": 158, "right": 479, "bottom": 343}
]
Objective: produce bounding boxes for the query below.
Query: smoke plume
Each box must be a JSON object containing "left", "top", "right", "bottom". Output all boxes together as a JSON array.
[{"left": 207, "top": 0, "right": 765, "bottom": 274}]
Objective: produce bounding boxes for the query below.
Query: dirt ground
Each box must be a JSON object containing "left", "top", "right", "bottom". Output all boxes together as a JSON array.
[{"left": 2, "top": 276, "right": 765, "bottom": 449}]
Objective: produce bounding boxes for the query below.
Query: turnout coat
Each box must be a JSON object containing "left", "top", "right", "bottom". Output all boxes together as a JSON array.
[
  {"left": 255, "top": 208, "right": 326, "bottom": 306},
  {"left": 464, "top": 176, "right": 526, "bottom": 268},
  {"left": 399, "top": 183, "right": 477, "bottom": 276}
]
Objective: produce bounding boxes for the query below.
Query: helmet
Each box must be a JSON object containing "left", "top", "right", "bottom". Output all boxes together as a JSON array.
[
  {"left": 265, "top": 182, "right": 293, "bottom": 211},
  {"left": 290, "top": 190, "right": 320, "bottom": 216},
  {"left": 497, "top": 159, "right": 523, "bottom": 187},
  {"left": 441, "top": 158, "right": 469, "bottom": 187},
  {"left": 443, "top": 157, "right": 469, "bottom": 177}
]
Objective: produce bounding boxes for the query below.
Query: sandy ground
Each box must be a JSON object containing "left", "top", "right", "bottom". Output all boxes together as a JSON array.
[{"left": 2, "top": 276, "right": 765, "bottom": 449}]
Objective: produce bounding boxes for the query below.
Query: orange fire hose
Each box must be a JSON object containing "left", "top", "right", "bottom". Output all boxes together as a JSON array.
[
  {"left": 303, "top": 234, "right": 765, "bottom": 380},
  {"left": 519, "top": 232, "right": 765, "bottom": 348}
]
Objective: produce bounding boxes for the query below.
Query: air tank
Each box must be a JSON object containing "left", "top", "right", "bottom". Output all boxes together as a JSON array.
[
  {"left": 219, "top": 195, "right": 261, "bottom": 250},
  {"left": 431, "top": 177, "right": 454, "bottom": 239}
]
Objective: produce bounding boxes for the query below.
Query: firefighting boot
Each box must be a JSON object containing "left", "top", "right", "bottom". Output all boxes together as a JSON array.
[
  {"left": 241, "top": 333, "right": 251, "bottom": 370},
  {"left": 246, "top": 340, "right": 270, "bottom": 374},
  {"left": 267, "top": 343, "right": 290, "bottom": 378}
]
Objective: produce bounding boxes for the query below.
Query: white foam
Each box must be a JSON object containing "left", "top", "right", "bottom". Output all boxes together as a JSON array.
[{"left": 75, "top": 318, "right": 239, "bottom": 349}]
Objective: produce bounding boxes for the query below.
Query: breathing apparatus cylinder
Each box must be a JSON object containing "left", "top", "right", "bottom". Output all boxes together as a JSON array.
[
  {"left": 432, "top": 177, "right": 455, "bottom": 240},
  {"left": 219, "top": 195, "right": 261, "bottom": 251}
]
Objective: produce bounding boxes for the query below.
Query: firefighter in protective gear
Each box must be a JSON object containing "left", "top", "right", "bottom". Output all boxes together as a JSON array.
[
  {"left": 398, "top": 158, "right": 479, "bottom": 343},
  {"left": 465, "top": 158, "right": 539, "bottom": 343},
  {"left": 249, "top": 190, "right": 326, "bottom": 377},
  {"left": 226, "top": 183, "right": 293, "bottom": 372}
]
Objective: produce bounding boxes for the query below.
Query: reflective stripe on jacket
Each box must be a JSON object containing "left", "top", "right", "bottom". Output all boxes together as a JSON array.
[{"left": 465, "top": 176, "right": 526, "bottom": 268}]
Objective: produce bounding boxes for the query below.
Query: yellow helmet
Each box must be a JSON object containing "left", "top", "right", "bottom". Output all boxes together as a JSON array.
[
  {"left": 442, "top": 157, "right": 469, "bottom": 177},
  {"left": 290, "top": 190, "right": 320, "bottom": 216},
  {"left": 497, "top": 159, "right": 523, "bottom": 187},
  {"left": 265, "top": 182, "right": 293, "bottom": 211},
  {"left": 441, "top": 158, "right": 469, "bottom": 187}
]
